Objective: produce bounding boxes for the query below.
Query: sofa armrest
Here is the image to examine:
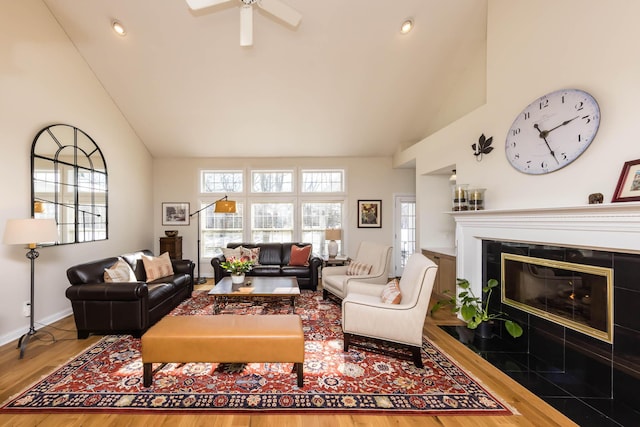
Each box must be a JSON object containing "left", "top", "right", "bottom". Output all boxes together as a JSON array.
[
  {"left": 172, "top": 259, "right": 195, "bottom": 276},
  {"left": 65, "top": 282, "right": 148, "bottom": 301},
  {"left": 210, "top": 254, "right": 226, "bottom": 284}
]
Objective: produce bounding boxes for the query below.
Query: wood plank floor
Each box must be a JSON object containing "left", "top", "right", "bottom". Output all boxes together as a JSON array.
[{"left": 0, "top": 282, "right": 579, "bottom": 427}]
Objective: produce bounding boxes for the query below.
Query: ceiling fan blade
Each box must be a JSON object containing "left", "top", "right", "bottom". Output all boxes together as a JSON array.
[
  {"left": 186, "top": 0, "right": 233, "bottom": 11},
  {"left": 240, "top": 5, "right": 253, "bottom": 47},
  {"left": 257, "top": 0, "right": 302, "bottom": 27}
]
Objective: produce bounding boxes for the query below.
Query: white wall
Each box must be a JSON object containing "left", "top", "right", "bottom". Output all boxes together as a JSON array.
[
  {"left": 153, "top": 157, "right": 415, "bottom": 276},
  {"left": 396, "top": 0, "right": 640, "bottom": 251},
  {"left": 0, "top": 0, "right": 154, "bottom": 346}
]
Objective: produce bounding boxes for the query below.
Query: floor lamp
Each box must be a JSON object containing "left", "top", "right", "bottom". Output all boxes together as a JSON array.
[
  {"left": 3, "top": 218, "right": 59, "bottom": 359},
  {"left": 189, "top": 196, "right": 236, "bottom": 284}
]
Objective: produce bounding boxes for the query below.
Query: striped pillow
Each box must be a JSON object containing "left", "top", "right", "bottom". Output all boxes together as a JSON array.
[
  {"left": 346, "top": 261, "right": 372, "bottom": 276},
  {"left": 380, "top": 279, "right": 402, "bottom": 304}
]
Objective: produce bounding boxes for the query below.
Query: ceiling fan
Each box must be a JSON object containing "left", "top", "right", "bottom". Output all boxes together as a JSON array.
[{"left": 186, "top": 0, "right": 302, "bottom": 46}]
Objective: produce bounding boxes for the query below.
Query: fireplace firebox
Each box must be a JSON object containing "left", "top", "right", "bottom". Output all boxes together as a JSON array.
[{"left": 501, "top": 253, "right": 613, "bottom": 343}]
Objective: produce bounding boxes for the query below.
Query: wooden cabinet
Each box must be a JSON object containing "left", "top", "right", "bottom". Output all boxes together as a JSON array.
[
  {"left": 160, "top": 236, "right": 182, "bottom": 260},
  {"left": 422, "top": 249, "right": 456, "bottom": 298}
]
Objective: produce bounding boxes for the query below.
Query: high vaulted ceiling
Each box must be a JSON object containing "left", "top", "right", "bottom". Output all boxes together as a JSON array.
[{"left": 42, "top": 0, "right": 487, "bottom": 158}]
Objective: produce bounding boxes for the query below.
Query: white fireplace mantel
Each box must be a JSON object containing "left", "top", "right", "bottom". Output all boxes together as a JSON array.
[{"left": 450, "top": 202, "right": 640, "bottom": 296}]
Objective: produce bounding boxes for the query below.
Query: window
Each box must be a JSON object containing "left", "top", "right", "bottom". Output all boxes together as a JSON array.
[
  {"left": 251, "top": 170, "right": 293, "bottom": 193},
  {"left": 301, "top": 170, "right": 344, "bottom": 193},
  {"left": 251, "top": 202, "right": 294, "bottom": 242},
  {"left": 198, "top": 168, "right": 345, "bottom": 257},
  {"left": 201, "top": 170, "right": 243, "bottom": 193},
  {"left": 302, "top": 202, "right": 342, "bottom": 254},
  {"left": 201, "top": 202, "right": 244, "bottom": 257}
]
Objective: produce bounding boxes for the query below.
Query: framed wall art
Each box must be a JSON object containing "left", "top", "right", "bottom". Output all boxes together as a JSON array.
[
  {"left": 612, "top": 159, "right": 640, "bottom": 203},
  {"left": 357, "top": 200, "right": 382, "bottom": 228},
  {"left": 162, "top": 202, "right": 190, "bottom": 226}
]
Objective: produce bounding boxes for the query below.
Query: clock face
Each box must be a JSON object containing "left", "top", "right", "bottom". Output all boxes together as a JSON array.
[{"left": 505, "top": 89, "right": 600, "bottom": 174}]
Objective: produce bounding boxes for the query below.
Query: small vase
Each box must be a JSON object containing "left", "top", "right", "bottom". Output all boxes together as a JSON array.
[{"left": 231, "top": 273, "right": 245, "bottom": 285}]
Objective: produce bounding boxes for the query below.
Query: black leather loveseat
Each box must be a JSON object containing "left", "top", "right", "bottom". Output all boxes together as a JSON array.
[
  {"left": 210, "top": 242, "right": 322, "bottom": 291},
  {"left": 65, "top": 250, "right": 194, "bottom": 339}
]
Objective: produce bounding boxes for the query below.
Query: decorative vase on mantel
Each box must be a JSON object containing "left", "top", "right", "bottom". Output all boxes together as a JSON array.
[{"left": 231, "top": 273, "right": 245, "bottom": 285}]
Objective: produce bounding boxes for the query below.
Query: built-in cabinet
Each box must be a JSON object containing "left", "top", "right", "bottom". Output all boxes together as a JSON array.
[{"left": 422, "top": 248, "right": 456, "bottom": 298}]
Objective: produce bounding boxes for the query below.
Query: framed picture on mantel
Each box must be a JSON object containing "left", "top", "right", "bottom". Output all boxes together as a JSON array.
[
  {"left": 357, "top": 200, "right": 382, "bottom": 228},
  {"left": 612, "top": 159, "right": 640, "bottom": 203}
]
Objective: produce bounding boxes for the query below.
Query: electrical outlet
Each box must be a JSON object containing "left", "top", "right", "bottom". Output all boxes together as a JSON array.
[{"left": 22, "top": 301, "right": 30, "bottom": 317}]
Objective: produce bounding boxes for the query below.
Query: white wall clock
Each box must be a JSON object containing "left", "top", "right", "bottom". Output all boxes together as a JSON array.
[{"left": 505, "top": 88, "right": 600, "bottom": 174}]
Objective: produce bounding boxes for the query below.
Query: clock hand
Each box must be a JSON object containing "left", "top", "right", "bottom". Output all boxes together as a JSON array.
[
  {"left": 533, "top": 124, "right": 559, "bottom": 164},
  {"left": 546, "top": 116, "right": 579, "bottom": 135}
]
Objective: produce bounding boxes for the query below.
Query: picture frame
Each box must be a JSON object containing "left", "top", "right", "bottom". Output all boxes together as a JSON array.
[
  {"left": 357, "top": 200, "right": 382, "bottom": 228},
  {"left": 612, "top": 159, "right": 640, "bottom": 203},
  {"left": 162, "top": 202, "right": 190, "bottom": 226}
]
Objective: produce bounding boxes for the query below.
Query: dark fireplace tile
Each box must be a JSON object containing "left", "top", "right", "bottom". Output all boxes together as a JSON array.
[
  {"left": 544, "top": 397, "right": 623, "bottom": 427},
  {"left": 614, "top": 287, "right": 640, "bottom": 331},
  {"left": 613, "top": 364, "right": 640, "bottom": 409},
  {"left": 582, "top": 397, "right": 640, "bottom": 427},
  {"left": 505, "top": 370, "right": 570, "bottom": 397},
  {"left": 565, "top": 328, "right": 612, "bottom": 361},
  {"left": 612, "top": 253, "right": 640, "bottom": 292},
  {"left": 576, "top": 249, "right": 613, "bottom": 269},
  {"left": 613, "top": 326, "right": 640, "bottom": 377},
  {"left": 530, "top": 318, "right": 565, "bottom": 371},
  {"left": 558, "top": 345, "right": 612, "bottom": 398}
]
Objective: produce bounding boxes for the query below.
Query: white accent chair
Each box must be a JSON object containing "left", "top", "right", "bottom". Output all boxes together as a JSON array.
[
  {"left": 322, "top": 241, "right": 393, "bottom": 300},
  {"left": 341, "top": 253, "right": 438, "bottom": 367}
]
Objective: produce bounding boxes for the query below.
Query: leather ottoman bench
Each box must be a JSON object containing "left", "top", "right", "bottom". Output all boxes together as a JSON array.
[{"left": 141, "top": 314, "right": 305, "bottom": 387}]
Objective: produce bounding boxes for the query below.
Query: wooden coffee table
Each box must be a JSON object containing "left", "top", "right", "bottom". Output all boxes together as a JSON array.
[{"left": 208, "top": 276, "right": 300, "bottom": 314}]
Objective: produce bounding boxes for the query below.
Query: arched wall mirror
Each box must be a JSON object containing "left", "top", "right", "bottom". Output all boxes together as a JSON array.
[{"left": 31, "top": 124, "right": 108, "bottom": 244}]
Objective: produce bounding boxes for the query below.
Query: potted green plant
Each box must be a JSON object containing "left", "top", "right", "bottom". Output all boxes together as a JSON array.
[
  {"left": 220, "top": 256, "right": 254, "bottom": 284},
  {"left": 431, "top": 278, "right": 523, "bottom": 339}
]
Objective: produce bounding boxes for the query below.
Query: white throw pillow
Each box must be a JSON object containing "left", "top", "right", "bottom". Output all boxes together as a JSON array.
[{"left": 104, "top": 258, "right": 137, "bottom": 283}]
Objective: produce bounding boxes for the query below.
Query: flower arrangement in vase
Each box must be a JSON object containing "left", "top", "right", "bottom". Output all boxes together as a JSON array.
[{"left": 220, "top": 256, "right": 254, "bottom": 284}]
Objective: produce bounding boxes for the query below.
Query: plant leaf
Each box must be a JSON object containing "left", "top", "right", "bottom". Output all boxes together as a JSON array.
[
  {"left": 505, "top": 320, "right": 523, "bottom": 338},
  {"left": 482, "top": 146, "right": 494, "bottom": 154}
]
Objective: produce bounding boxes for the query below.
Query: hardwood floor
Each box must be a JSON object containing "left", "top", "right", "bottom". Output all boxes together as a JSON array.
[{"left": 0, "top": 283, "right": 578, "bottom": 426}]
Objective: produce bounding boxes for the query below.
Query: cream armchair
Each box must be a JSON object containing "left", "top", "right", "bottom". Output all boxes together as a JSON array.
[
  {"left": 322, "top": 241, "right": 392, "bottom": 300},
  {"left": 341, "top": 253, "right": 437, "bottom": 367}
]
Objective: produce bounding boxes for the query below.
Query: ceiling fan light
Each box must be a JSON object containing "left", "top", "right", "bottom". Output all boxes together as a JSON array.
[
  {"left": 112, "top": 20, "right": 127, "bottom": 36},
  {"left": 400, "top": 19, "right": 413, "bottom": 34}
]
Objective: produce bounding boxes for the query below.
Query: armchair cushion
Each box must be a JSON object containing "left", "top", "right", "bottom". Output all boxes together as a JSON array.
[
  {"left": 142, "top": 252, "right": 174, "bottom": 281},
  {"left": 347, "top": 261, "right": 372, "bottom": 276},
  {"left": 380, "top": 279, "right": 402, "bottom": 304},
  {"left": 104, "top": 258, "right": 137, "bottom": 283}
]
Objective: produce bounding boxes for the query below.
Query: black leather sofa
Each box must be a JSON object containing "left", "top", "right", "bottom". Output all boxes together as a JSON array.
[
  {"left": 210, "top": 242, "right": 322, "bottom": 291},
  {"left": 65, "top": 250, "right": 195, "bottom": 339}
]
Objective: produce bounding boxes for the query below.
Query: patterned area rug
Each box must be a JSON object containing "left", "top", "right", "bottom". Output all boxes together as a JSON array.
[{"left": 1, "top": 290, "right": 513, "bottom": 415}]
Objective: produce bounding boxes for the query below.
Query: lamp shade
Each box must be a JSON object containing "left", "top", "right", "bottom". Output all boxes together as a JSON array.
[
  {"left": 214, "top": 200, "right": 237, "bottom": 213},
  {"left": 325, "top": 229, "right": 342, "bottom": 241},
  {"left": 3, "top": 218, "right": 58, "bottom": 247}
]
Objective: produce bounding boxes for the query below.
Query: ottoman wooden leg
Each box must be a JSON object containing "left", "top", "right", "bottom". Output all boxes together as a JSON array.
[
  {"left": 143, "top": 363, "right": 153, "bottom": 387},
  {"left": 294, "top": 362, "right": 303, "bottom": 387}
]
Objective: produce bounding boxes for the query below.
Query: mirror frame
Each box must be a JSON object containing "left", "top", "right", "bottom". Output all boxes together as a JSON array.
[{"left": 31, "top": 124, "right": 108, "bottom": 244}]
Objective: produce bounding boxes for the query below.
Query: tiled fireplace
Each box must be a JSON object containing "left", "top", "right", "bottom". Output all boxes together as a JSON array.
[{"left": 451, "top": 204, "right": 640, "bottom": 425}]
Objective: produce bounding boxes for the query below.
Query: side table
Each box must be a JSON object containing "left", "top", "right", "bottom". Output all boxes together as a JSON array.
[{"left": 323, "top": 256, "right": 350, "bottom": 267}]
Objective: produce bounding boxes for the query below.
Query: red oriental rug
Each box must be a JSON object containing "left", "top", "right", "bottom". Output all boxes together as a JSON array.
[{"left": 0, "top": 290, "right": 513, "bottom": 416}]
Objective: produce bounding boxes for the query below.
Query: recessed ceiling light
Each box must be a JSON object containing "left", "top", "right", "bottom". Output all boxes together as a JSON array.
[
  {"left": 400, "top": 19, "right": 413, "bottom": 34},
  {"left": 112, "top": 20, "right": 127, "bottom": 36}
]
